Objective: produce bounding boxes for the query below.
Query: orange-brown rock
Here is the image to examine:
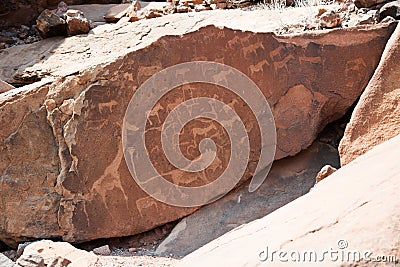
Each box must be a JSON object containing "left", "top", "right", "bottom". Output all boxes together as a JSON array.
[
  {"left": 178, "top": 134, "right": 400, "bottom": 267},
  {"left": 315, "top": 164, "right": 336, "bottom": 183},
  {"left": 0, "top": 80, "right": 14, "bottom": 93},
  {"left": 339, "top": 23, "right": 400, "bottom": 165},
  {"left": 0, "top": 9, "right": 396, "bottom": 246}
]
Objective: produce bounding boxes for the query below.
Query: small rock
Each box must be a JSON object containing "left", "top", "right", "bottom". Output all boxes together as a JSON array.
[
  {"left": 16, "top": 242, "right": 33, "bottom": 259},
  {"left": 56, "top": 1, "right": 68, "bottom": 17},
  {"left": 163, "top": 4, "right": 176, "bottom": 14},
  {"left": 66, "top": 10, "right": 89, "bottom": 35},
  {"left": 16, "top": 254, "right": 45, "bottom": 267},
  {"left": 36, "top": 9, "right": 67, "bottom": 38},
  {"left": 44, "top": 99, "right": 57, "bottom": 111},
  {"left": 59, "top": 99, "right": 75, "bottom": 115},
  {"left": 317, "top": 7, "right": 327, "bottom": 16},
  {"left": 126, "top": 5, "right": 140, "bottom": 22},
  {"left": 194, "top": 4, "right": 208, "bottom": 11},
  {"left": 0, "top": 43, "right": 5, "bottom": 49},
  {"left": 144, "top": 10, "right": 163, "bottom": 19},
  {"left": 315, "top": 165, "right": 337, "bottom": 184},
  {"left": 0, "top": 36, "right": 13, "bottom": 44},
  {"left": 379, "top": 0, "right": 400, "bottom": 21},
  {"left": 216, "top": 2, "right": 227, "bottom": 9},
  {"left": 380, "top": 15, "right": 397, "bottom": 24},
  {"left": 104, "top": 4, "right": 133, "bottom": 23},
  {"left": 66, "top": 9, "right": 81, "bottom": 18},
  {"left": 176, "top": 5, "right": 190, "bottom": 12},
  {"left": 319, "top": 10, "right": 341, "bottom": 28},
  {"left": 128, "top": 247, "right": 137, "bottom": 253},
  {"left": 180, "top": 0, "right": 204, "bottom": 6},
  {"left": 133, "top": 0, "right": 142, "bottom": 11},
  {"left": 92, "top": 245, "right": 111, "bottom": 256}
]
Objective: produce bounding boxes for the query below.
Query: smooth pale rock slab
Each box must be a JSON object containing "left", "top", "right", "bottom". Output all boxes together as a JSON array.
[
  {"left": 178, "top": 134, "right": 400, "bottom": 267},
  {"left": 0, "top": 10, "right": 395, "bottom": 246},
  {"left": 69, "top": 4, "right": 119, "bottom": 22},
  {"left": 0, "top": 253, "right": 17, "bottom": 267},
  {"left": 339, "top": 23, "right": 400, "bottom": 165},
  {"left": 16, "top": 240, "right": 98, "bottom": 267},
  {"left": 156, "top": 141, "right": 339, "bottom": 257}
]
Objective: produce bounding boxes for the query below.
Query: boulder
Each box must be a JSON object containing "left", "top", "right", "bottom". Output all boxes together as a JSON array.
[
  {"left": 315, "top": 164, "right": 336, "bottom": 183},
  {"left": 36, "top": 9, "right": 67, "bottom": 38},
  {"left": 92, "top": 245, "right": 111, "bottom": 255},
  {"left": 339, "top": 23, "right": 400, "bottom": 165},
  {"left": 178, "top": 134, "right": 400, "bottom": 267},
  {"left": 318, "top": 9, "right": 342, "bottom": 28},
  {"left": 156, "top": 141, "right": 339, "bottom": 257},
  {"left": 16, "top": 240, "right": 98, "bottom": 267},
  {"left": 0, "top": 10, "right": 395, "bottom": 246},
  {"left": 65, "top": 10, "right": 90, "bottom": 35}
]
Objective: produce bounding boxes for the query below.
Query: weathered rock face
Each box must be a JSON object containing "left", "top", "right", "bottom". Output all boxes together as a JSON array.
[
  {"left": 156, "top": 141, "right": 339, "bottom": 257},
  {"left": 0, "top": 10, "right": 395, "bottom": 246},
  {"left": 339, "top": 23, "right": 400, "bottom": 165},
  {"left": 178, "top": 134, "right": 400, "bottom": 267},
  {"left": 36, "top": 9, "right": 67, "bottom": 38}
]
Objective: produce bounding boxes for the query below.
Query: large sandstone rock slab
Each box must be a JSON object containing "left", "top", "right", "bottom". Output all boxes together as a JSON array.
[
  {"left": 0, "top": 10, "right": 395, "bottom": 246},
  {"left": 156, "top": 141, "right": 339, "bottom": 257},
  {"left": 339, "top": 23, "right": 400, "bottom": 165},
  {"left": 178, "top": 134, "right": 400, "bottom": 267}
]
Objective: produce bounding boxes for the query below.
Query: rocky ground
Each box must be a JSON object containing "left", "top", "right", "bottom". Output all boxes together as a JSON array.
[
  {"left": 0, "top": 0, "right": 399, "bottom": 266},
  {"left": 1, "top": 0, "right": 399, "bottom": 50}
]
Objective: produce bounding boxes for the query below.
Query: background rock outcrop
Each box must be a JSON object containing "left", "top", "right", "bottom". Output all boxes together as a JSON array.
[
  {"left": 178, "top": 134, "right": 400, "bottom": 267},
  {"left": 339, "top": 23, "right": 400, "bottom": 165},
  {"left": 0, "top": 0, "right": 121, "bottom": 29},
  {"left": 0, "top": 10, "right": 396, "bottom": 246}
]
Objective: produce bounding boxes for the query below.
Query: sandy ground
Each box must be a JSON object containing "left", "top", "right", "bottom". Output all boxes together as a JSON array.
[{"left": 93, "top": 255, "right": 178, "bottom": 267}]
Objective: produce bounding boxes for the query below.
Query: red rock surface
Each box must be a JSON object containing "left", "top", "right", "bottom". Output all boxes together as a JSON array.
[
  {"left": 339, "top": 23, "right": 400, "bottom": 165},
  {"left": 0, "top": 11, "right": 395, "bottom": 246}
]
